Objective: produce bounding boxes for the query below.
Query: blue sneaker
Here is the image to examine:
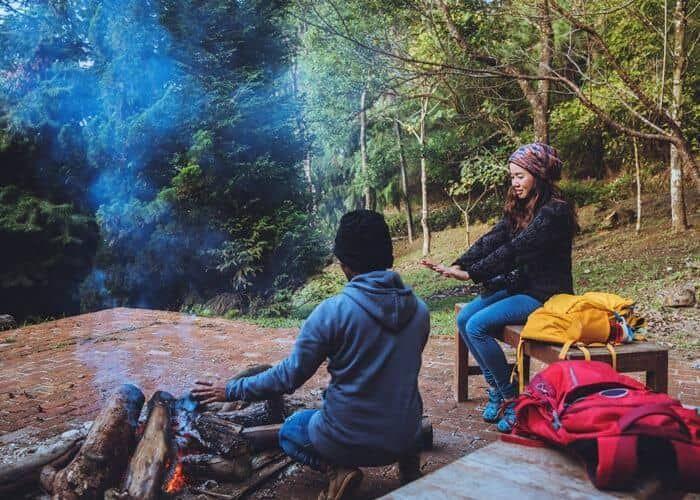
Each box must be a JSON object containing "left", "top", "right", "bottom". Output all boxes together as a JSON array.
[
  {"left": 496, "top": 400, "right": 517, "bottom": 433},
  {"left": 482, "top": 387, "right": 503, "bottom": 423}
]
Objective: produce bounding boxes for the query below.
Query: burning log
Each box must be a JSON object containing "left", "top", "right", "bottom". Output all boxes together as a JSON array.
[
  {"left": 215, "top": 364, "right": 287, "bottom": 426},
  {"left": 193, "top": 414, "right": 250, "bottom": 458},
  {"left": 106, "top": 391, "right": 175, "bottom": 500},
  {"left": 240, "top": 424, "right": 282, "bottom": 451},
  {"left": 0, "top": 425, "right": 89, "bottom": 496},
  {"left": 216, "top": 399, "right": 288, "bottom": 427},
  {"left": 238, "top": 417, "right": 433, "bottom": 452},
  {"left": 181, "top": 453, "right": 252, "bottom": 482},
  {"left": 41, "top": 384, "right": 145, "bottom": 500}
]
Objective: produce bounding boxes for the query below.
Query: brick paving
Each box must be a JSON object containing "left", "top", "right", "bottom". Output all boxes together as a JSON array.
[{"left": 0, "top": 308, "right": 697, "bottom": 498}]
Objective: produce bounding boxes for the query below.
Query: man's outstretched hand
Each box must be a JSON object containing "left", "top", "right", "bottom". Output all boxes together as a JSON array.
[{"left": 191, "top": 380, "right": 228, "bottom": 405}]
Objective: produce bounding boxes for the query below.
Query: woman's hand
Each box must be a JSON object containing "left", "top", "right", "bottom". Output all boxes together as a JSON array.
[
  {"left": 191, "top": 380, "right": 228, "bottom": 405},
  {"left": 420, "top": 258, "right": 441, "bottom": 272},
  {"left": 420, "top": 259, "right": 470, "bottom": 281}
]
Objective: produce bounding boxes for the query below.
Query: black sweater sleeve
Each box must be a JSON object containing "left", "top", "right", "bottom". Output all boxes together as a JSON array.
[
  {"left": 452, "top": 218, "right": 510, "bottom": 269},
  {"left": 466, "top": 202, "right": 570, "bottom": 283}
]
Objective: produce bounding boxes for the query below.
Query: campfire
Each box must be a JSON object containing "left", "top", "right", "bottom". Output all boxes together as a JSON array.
[
  {"left": 1, "top": 364, "right": 433, "bottom": 499},
  {"left": 2, "top": 365, "right": 306, "bottom": 499}
]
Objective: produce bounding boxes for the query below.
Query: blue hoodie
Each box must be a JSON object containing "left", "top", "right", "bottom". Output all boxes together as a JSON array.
[{"left": 225, "top": 270, "right": 429, "bottom": 466}]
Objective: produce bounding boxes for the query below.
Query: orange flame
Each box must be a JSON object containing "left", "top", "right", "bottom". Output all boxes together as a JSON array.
[{"left": 164, "top": 461, "right": 186, "bottom": 494}]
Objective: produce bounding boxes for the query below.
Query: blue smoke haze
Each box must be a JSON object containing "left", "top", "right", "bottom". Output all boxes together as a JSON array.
[{"left": 0, "top": 1, "right": 238, "bottom": 309}]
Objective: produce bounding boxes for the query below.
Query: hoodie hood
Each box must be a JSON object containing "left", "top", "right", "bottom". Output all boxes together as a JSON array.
[{"left": 342, "top": 270, "right": 418, "bottom": 332}]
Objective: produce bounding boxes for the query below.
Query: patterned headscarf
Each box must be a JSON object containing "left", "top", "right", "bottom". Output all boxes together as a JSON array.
[{"left": 508, "top": 143, "right": 563, "bottom": 182}]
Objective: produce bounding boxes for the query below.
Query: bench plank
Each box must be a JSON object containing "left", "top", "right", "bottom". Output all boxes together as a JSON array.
[{"left": 381, "top": 440, "right": 665, "bottom": 499}]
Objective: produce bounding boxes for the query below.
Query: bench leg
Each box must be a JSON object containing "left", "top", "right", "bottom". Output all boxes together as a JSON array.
[
  {"left": 519, "top": 353, "right": 531, "bottom": 395},
  {"left": 454, "top": 330, "right": 469, "bottom": 402},
  {"left": 646, "top": 350, "right": 668, "bottom": 393}
]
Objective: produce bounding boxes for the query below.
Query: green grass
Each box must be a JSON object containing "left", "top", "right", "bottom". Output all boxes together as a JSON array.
[{"left": 234, "top": 315, "right": 303, "bottom": 329}]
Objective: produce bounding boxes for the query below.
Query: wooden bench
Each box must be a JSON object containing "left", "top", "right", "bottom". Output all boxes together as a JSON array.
[
  {"left": 381, "top": 440, "right": 670, "bottom": 499},
  {"left": 453, "top": 303, "right": 669, "bottom": 402}
]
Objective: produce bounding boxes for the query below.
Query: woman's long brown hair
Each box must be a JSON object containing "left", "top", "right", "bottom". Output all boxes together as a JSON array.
[{"left": 503, "top": 177, "right": 579, "bottom": 233}]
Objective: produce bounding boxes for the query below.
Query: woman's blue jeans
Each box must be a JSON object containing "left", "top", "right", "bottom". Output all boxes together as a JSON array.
[{"left": 457, "top": 289, "right": 541, "bottom": 399}]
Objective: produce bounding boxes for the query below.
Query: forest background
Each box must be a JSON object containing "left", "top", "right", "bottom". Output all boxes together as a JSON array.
[{"left": 0, "top": 0, "right": 698, "bottom": 326}]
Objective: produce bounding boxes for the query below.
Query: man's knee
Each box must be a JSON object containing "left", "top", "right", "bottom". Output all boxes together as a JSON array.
[{"left": 279, "top": 409, "right": 314, "bottom": 451}]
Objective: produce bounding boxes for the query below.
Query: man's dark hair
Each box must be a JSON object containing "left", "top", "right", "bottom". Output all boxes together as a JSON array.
[{"left": 333, "top": 210, "right": 393, "bottom": 274}]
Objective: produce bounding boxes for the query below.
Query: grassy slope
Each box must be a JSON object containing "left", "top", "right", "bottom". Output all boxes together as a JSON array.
[{"left": 246, "top": 193, "right": 699, "bottom": 353}]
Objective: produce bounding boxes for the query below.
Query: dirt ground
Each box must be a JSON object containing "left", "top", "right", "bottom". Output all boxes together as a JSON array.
[{"left": 0, "top": 308, "right": 698, "bottom": 498}]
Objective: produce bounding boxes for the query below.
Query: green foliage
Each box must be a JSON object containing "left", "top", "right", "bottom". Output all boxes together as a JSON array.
[
  {"left": 560, "top": 174, "right": 649, "bottom": 209},
  {"left": 0, "top": 0, "right": 329, "bottom": 319},
  {"left": 0, "top": 185, "right": 98, "bottom": 319}
]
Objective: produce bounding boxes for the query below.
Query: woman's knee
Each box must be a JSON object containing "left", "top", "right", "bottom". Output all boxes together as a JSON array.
[
  {"left": 456, "top": 306, "right": 472, "bottom": 335},
  {"left": 465, "top": 311, "right": 502, "bottom": 341}
]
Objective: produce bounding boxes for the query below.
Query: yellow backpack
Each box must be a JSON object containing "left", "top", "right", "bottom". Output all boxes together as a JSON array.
[{"left": 514, "top": 292, "right": 645, "bottom": 392}]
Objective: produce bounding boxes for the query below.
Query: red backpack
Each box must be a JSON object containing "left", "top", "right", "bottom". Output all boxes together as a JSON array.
[{"left": 508, "top": 360, "right": 700, "bottom": 491}]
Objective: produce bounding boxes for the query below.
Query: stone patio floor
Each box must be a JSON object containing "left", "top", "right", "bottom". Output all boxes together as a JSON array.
[{"left": 0, "top": 308, "right": 698, "bottom": 498}]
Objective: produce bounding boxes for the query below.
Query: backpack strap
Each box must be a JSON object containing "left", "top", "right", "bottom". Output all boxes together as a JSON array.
[
  {"left": 605, "top": 343, "right": 617, "bottom": 370},
  {"left": 558, "top": 339, "right": 575, "bottom": 360},
  {"left": 501, "top": 433, "right": 549, "bottom": 448},
  {"left": 618, "top": 403, "right": 691, "bottom": 436},
  {"left": 575, "top": 343, "right": 591, "bottom": 361},
  {"left": 593, "top": 435, "right": 638, "bottom": 489},
  {"left": 671, "top": 441, "right": 700, "bottom": 491}
]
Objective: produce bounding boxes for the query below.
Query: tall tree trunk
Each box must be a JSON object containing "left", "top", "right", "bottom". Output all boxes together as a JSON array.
[
  {"left": 535, "top": 0, "right": 553, "bottom": 144},
  {"left": 633, "top": 138, "right": 642, "bottom": 233},
  {"left": 531, "top": 102, "right": 549, "bottom": 144},
  {"left": 359, "top": 89, "right": 374, "bottom": 210},
  {"left": 669, "top": 0, "right": 688, "bottom": 231},
  {"left": 419, "top": 96, "right": 431, "bottom": 256},
  {"left": 303, "top": 152, "right": 316, "bottom": 211},
  {"left": 394, "top": 116, "right": 414, "bottom": 243}
]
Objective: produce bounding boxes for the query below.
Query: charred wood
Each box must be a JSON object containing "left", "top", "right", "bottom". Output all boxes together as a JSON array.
[
  {"left": 40, "top": 384, "right": 145, "bottom": 500},
  {"left": 119, "top": 391, "right": 175, "bottom": 500},
  {"left": 181, "top": 453, "right": 252, "bottom": 482}
]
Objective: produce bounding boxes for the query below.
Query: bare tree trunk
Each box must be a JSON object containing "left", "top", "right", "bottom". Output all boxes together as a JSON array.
[
  {"left": 303, "top": 152, "right": 316, "bottom": 212},
  {"left": 419, "top": 96, "right": 431, "bottom": 256},
  {"left": 531, "top": 103, "right": 549, "bottom": 143},
  {"left": 464, "top": 210, "right": 471, "bottom": 247},
  {"left": 633, "top": 138, "right": 642, "bottom": 233},
  {"left": 394, "top": 116, "right": 414, "bottom": 243},
  {"left": 535, "top": 0, "right": 553, "bottom": 143},
  {"left": 359, "top": 89, "right": 374, "bottom": 210},
  {"left": 670, "top": 0, "right": 688, "bottom": 231},
  {"left": 660, "top": 0, "right": 668, "bottom": 109}
]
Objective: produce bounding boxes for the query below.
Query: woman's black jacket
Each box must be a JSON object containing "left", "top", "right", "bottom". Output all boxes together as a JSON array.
[{"left": 452, "top": 200, "right": 575, "bottom": 303}]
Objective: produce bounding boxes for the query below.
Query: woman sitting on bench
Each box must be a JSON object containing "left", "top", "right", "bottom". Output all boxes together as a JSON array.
[{"left": 421, "top": 143, "right": 577, "bottom": 432}]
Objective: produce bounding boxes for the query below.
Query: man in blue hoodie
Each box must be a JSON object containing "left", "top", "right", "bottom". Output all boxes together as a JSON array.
[{"left": 192, "top": 210, "right": 430, "bottom": 500}]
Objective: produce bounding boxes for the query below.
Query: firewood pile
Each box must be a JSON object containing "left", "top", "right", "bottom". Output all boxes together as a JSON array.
[
  {"left": 1, "top": 363, "right": 433, "bottom": 499},
  {"left": 0, "top": 365, "right": 310, "bottom": 499}
]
